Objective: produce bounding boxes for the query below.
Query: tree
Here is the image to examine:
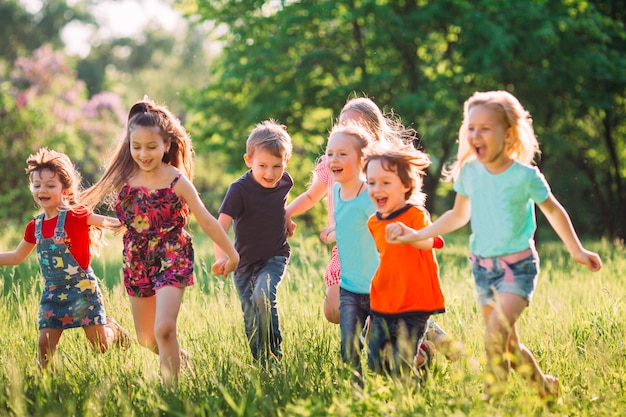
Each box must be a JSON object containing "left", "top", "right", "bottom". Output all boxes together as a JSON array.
[
  {"left": 183, "top": 0, "right": 625, "bottom": 239},
  {"left": 0, "top": 0, "right": 91, "bottom": 64},
  {"left": 0, "top": 45, "right": 125, "bottom": 227}
]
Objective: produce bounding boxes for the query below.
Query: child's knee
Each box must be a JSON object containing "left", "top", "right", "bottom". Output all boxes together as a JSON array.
[{"left": 154, "top": 320, "right": 177, "bottom": 342}]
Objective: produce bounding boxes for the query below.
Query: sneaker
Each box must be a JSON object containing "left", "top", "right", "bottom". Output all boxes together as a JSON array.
[
  {"left": 107, "top": 317, "right": 131, "bottom": 351},
  {"left": 415, "top": 340, "right": 436, "bottom": 370},
  {"left": 425, "top": 321, "right": 463, "bottom": 361}
]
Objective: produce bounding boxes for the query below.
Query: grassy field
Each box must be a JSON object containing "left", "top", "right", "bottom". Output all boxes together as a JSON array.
[{"left": 0, "top": 226, "right": 623, "bottom": 417}]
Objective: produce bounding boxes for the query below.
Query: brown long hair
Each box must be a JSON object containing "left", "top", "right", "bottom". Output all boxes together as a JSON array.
[{"left": 82, "top": 96, "right": 195, "bottom": 209}]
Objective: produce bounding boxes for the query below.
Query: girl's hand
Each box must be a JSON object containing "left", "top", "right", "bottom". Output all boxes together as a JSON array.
[
  {"left": 574, "top": 249, "right": 603, "bottom": 272},
  {"left": 211, "top": 258, "right": 227, "bottom": 278},
  {"left": 320, "top": 225, "right": 335, "bottom": 244},
  {"left": 385, "top": 222, "right": 420, "bottom": 244}
]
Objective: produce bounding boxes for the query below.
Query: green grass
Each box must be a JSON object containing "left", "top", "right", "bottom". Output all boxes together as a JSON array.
[{"left": 0, "top": 225, "right": 623, "bottom": 416}]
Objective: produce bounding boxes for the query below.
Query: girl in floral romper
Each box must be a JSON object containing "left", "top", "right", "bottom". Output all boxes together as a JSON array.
[
  {"left": 83, "top": 97, "right": 239, "bottom": 386},
  {"left": 0, "top": 148, "right": 130, "bottom": 370}
]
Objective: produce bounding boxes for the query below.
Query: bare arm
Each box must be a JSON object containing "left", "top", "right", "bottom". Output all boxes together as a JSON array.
[
  {"left": 538, "top": 193, "right": 602, "bottom": 271},
  {"left": 386, "top": 194, "right": 471, "bottom": 245},
  {"left": 0, "top": 240, "right": 36, "bottom": 265},
  {"left": 211, "top": 213, "right": 234, "bottom": 277},
  {"left": 87, "top": 213, "right": 121, "bottom": 228},
  {"left": 285, "top": 176, "right": 327, "bottom": 218},
  {"left": 175, "top": 177, "right": 239, "bottom": 276}
]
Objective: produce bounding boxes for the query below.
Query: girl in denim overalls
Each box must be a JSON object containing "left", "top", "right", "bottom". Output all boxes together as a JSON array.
[
  {"left": 385, "top": 91, "right": 602, "bottom": 401},
  {"left": 0, "top": 148, "right": 130, "bottom": 369}
]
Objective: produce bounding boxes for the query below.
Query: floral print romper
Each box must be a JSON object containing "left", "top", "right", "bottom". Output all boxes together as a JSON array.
[
  {"left": 116, "top": 173, "right": 194, "bottom": 297},
  {"left": 36, "top": 210, "right": 107, "bottom": 329}
]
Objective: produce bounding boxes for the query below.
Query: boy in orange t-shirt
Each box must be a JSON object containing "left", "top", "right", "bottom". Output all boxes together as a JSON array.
[{"left": 365, "top": 143, "right": 445, "bottom": 376}]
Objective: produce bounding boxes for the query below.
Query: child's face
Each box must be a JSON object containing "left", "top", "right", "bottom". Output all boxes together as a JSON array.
[
  {"left": 367, "top": 159, "right": 409, "bottom": 218},
  {"left": 466, "top": 104, "right": 512, "bottom": 172},
  {"left": 130, "top": 126, "right": 168, "bottom": 173},
  {"left": 244, "top": 149, "right": 287, "bottom": 188},
  {"left": 30, "top": 169, "right": 66, "bottom": 211},
  {"left": 326, "top": 133, "right": 362, "bottom": 185}
]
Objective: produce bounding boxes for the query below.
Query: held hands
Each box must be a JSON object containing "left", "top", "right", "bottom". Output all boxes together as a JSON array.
[
  {"left": 385, "top": 222, "right": 422, "bottom": 244},
  {"left": 211, "top": 257, "right": 238, "bottom": 279}
]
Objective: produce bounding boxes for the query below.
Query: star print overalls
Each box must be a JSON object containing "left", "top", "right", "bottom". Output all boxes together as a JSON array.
[{"left": 36, "top": 210, "right": 106, "bottom": 330}]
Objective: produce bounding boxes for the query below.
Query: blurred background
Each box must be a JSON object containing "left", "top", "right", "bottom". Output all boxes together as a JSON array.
[{"left": 1, "top": 0, "right": 624, "bottom": 242}]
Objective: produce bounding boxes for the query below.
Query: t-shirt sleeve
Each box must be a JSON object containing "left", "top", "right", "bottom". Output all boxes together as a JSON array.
[
  {"left": 453, "top": 165, "right": 469, "bottom": 196},
  {"left": 528, "top": 166, "right": 551, "bottom": 204},
  {"left": 219, "top": 183, "right": 244, "bottom": 219},
  {"left": 24, "top": 219, "right": 36, "bottom": 244}
]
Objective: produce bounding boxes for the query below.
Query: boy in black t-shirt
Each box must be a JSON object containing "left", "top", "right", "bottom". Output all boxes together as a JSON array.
[{"left": 213, "top": 120, "right": 293, "bottom": 367}]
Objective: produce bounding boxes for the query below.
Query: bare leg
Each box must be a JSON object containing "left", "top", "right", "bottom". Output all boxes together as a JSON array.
[
  {"left": 129, "top": 296, "right": 158, "bottom": 354},
  {"left": 324, "top": 283, "right": 340, "bottom": 324},
  {"left": 154, "top": 286, "right": 185, "bottom": 387},
  {"left": 38, "top": 329, "right": 63, "bottom": 370},
  {"left": 83, "top": 324, "right": 114, "bottom": 352},
  {"left": 482, "top": 292, "right": 558, "bottom": 399}
]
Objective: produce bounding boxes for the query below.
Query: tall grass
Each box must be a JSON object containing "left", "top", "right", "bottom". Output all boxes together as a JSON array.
[{"left": 0, "top": 225, "right": 623, "bottom": 416}]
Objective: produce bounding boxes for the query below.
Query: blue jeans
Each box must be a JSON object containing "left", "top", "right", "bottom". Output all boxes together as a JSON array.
[
  {"left": 367, "top": 313, "right": 430, "bottom": 375},
  {"left": 234, "top": 256, "right": 288, "bottom": 363},
  {"left": 339, "top": 288, "right": 370, "bottom": 373}
]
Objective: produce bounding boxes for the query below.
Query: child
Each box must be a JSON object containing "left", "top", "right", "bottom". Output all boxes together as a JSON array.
[
  {"left": 212, "top": 120, "right": 293, "bottom": 368},
  {"left": 287, "top": 96, "right": 459, "bottom": 362},
  {"left": 364, "top": 143, "right": 446, "bottom": 376},
  {"left": 286, "top": 96, "right": 408, "bottom": 324},
  {"left": 324, "top": 121, "right": 379, "bottom": 384},
  {"left": 82, "top": 97, "right": 239, "bottom": 386},
  {"left": 0, "top": 148, "right": 131, "bottom": 370},
  {"left": 386, "top": 90, "right": 602, "bottom": 399}
]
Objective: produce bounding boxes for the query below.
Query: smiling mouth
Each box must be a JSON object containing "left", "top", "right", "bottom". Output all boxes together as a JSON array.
[{"left": 474, "top": 146, "right": 486, "bottom": 157}]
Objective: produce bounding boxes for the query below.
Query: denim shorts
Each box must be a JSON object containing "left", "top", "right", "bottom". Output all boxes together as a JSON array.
[{"left": 472, "top": 253, "right": 539, "bottom": 306}]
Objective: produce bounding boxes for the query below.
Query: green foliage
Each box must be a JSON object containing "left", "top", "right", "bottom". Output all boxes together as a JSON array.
[
  {"left": 182, "top": 0, "right": 626, "bottom": 239},
  {"left": 0, "top": 0, "right": 88, "bottom": 64},
  {"left": 0, "top": 234, "right": 623, "bottom": 416},
  {"left": 0, "top": 45, "right": 126, "bottom": 226}
]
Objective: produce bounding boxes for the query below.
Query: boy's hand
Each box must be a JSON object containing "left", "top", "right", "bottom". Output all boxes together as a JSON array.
[
  {"left": 286, "top": 217, "right": 297, "bottom": 237},
  {"left": 222, "top": 258, "right": 238, "bottom": 277},
  {"left": 385, "top": 222, "right": 419, "bottom": 244}
]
